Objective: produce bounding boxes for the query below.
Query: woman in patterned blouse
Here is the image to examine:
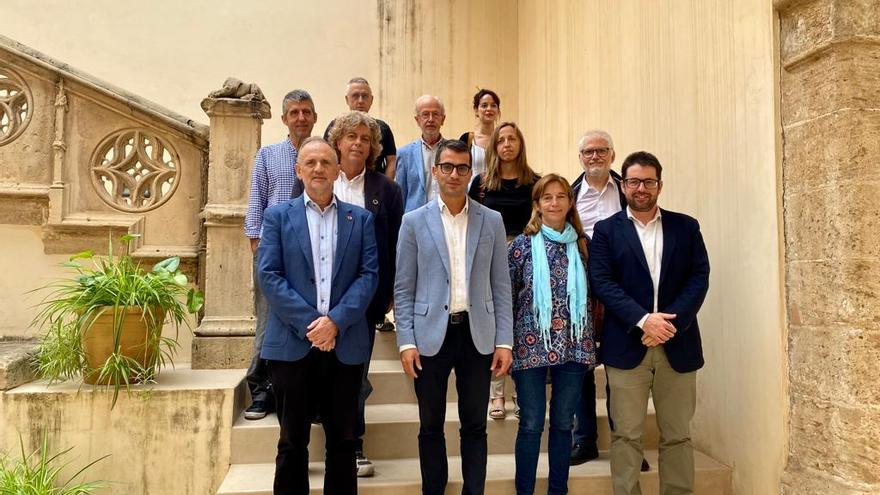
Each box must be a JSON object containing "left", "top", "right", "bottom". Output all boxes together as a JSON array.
[{"left": 508, "top": 173, "right": 597, "bottom": 495}]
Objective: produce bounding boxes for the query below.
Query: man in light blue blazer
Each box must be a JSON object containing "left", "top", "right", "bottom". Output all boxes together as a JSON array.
[
  {"left": 394, "top": 94, "right": 446, "bottom": 212},
  {"left": 394, "top": 139, "right": 513, "bottom": 495},
  {"left": 258, "top": 137, "right": 378, "bottom": 495}
]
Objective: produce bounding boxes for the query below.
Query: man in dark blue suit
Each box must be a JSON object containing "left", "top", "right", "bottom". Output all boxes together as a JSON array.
[
  {"left": 589, "top": 151, "right": 709, "bottom": 495},
  {"left": 257, "top": 137, "right": 378, "bottom": 495}
]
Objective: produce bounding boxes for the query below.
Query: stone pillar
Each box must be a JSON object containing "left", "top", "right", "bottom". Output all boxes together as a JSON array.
[
  {"left": 776, "top": 0, "right": 880, "bottom": 493},
  {"left": 192, "top": 83, "right": 271, "bottom": 369}
]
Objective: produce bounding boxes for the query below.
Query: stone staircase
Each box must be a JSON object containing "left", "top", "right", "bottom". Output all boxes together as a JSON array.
[{"left": 217, "top": 331, "right": 730, "bottom": 494}]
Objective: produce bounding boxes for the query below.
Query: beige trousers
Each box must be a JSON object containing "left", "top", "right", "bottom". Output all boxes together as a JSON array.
[{"left": 605, "top": 346, "right": 696, "bottom": 495}]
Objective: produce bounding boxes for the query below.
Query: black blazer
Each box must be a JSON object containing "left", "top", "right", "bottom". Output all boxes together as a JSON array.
[
  {"left": 292, "top": 170, "right": 404, "bottom": 323},
  {"left": 588, "top": 209, "right": 710, "bottom": 373}
]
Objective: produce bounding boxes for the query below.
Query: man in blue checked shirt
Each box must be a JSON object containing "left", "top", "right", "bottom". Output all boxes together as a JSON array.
[{"left": 243, "top": 89, "right": 318, "bottom": 420}]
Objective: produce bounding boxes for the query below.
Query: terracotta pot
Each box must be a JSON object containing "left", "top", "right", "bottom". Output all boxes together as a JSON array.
[{"left": 80, "top": 306, "right": 164, "bottom": 385}]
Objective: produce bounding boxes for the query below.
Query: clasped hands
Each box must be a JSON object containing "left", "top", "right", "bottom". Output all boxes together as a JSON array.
[
  {"left": 400, "top": 347, "right": 513, "bottom": 379},
  {"left": 640, "top": 312, "right": 677, "bottom": 347},
  {"left": 307, "top": 316, "right": 338, "bottom": 352}
]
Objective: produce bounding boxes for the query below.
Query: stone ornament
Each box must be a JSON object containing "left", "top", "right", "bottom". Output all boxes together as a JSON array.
[
  {"left": 207, "top": 77, "right": 265, "bottom": 102},
  {"left": 90, "top": 129, "right": 181, "bottom": 212},
  {"left": 0, "top": 67, "right": 33, "bottom": 147}
]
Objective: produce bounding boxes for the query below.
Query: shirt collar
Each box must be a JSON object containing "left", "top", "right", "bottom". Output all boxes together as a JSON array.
[
  {"left": 338, "top": 167, "right": 366, "bottom": 184},
  {"left": 421, "top": 135, "right": 443, "bottom": 150},
  {"left": 438, "top": 195, "right": 469, "bottom": 218},
  {"left": 581, "top": 173, "right": 617, "bottom": 195},
  {"left": 626, "top": 206, "right": 662, "bottom": 227},
  {"left": 303, "top": 190, "right": 337, "bottom": 214}
]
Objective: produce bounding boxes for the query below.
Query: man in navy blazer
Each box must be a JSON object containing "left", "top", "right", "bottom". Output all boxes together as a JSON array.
[
  {"left": 258, "top": 137, "right": 378, "bottom": 495},
  {"left": 395, "top": 139, "right": 513, "bottom": 495},
  {"left": 588, "top": 151, "right": 709, "bottom": 495}
]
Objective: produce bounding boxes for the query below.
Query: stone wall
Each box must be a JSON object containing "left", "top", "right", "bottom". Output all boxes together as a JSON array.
[{"left": 777, "top": 0, "right": 880, "bottom": 493}]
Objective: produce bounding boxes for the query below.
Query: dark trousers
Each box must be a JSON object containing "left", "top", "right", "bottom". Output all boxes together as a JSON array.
[
  {"left": 572, "top": 368, "right": 598, "bottom": 446},
  {"left": 267, "top": 350, "right": 364, "bottom": 495},
  {"left": 413, "top": 315, "right": 493, "bottom": 495},
  {"left": 248, "top": 253, "right": 272, "bottom": 404},
  {"left": 354, "top": 317, "right": 380, "bottom": 452}
]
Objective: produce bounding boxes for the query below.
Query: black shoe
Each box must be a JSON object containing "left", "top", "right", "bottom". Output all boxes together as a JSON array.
[
  {"left": 244, "top": 400, "right": 268, "bottom": 420},
  {"left": 376, "top": 320, "right": 395, "bottom": 332},
  {"left": 641, "top": 458, "right": 650, "bottom": 472},
  {"left": 569, "top": 443, "right": 600, "bottom": 466}
]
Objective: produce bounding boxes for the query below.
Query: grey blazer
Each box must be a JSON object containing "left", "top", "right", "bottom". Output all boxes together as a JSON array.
[{"left": 394, "top": 198, "right": 513, "bottom": 356}]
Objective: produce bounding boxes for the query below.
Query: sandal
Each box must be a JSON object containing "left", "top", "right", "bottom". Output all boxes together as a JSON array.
[{"left": 489, "top": 398, "right": 506, "bottom": 420}]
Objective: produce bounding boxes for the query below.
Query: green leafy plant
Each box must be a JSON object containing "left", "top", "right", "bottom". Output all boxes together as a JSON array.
[
  {"left": 0, "top": 432, "right": 108, "bottom": 494},
  {"left": 30, "top": 234, "right": 204, "bottom": 407}
]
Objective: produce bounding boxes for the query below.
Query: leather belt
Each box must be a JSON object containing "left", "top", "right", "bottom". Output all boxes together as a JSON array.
[{"left": 448, "top": 311, "right": 468, "bottom": 325}]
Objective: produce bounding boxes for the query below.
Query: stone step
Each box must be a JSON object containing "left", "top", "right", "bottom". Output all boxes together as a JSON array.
[
  {"left": 367, "top": 359, "right": 607, "bottom": 405},
  {"left": 230, "top": 399, "right": 656, "bottom": 464},
  {"left": 217, "top": 450, "right": 731, "bottom": 495}
]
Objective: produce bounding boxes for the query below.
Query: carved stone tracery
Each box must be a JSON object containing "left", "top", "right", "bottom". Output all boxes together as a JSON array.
[
  {"left": 89, "top": 129, "right": 181, "bottom": 212},
  {"left": 0, "top": 67, "right": 33, "bottom": 146}
]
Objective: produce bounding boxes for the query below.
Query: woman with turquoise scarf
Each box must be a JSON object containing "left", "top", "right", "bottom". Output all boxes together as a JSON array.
[{"left": 508, "top": 173, "right": 597, "bottom": 494}]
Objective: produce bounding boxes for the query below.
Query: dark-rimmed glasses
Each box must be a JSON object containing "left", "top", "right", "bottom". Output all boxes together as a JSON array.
[
  {"left": 580, "top": 147, "right": 611, "bottom": 158},
  {"left": 436, "top": 163, "right": 472, "bottom": 175},
  {"left": 622, "top": 178, "right": 660, "bottom": 190}
]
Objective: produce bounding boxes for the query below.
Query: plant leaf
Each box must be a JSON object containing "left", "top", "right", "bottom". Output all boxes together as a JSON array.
[
  {"left": 152, "top": 257, "right": 179, "bottom": 273},
  {"left": 69, "top": 250, "right": 94, "bottom": 261},
  {"left": 119, "top": 233, "right": 141, "bottom": 243},
  {"left": 173, "top": 273, "right": 188, "bottom": 286},
  {"left": 187, "top": 290, "right": 204, "bottom": 313}
]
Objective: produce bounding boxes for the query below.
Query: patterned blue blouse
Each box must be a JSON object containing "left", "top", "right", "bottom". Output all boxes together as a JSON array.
[{"left": 508, "top": 234, "right": 597, "bottom": 371}]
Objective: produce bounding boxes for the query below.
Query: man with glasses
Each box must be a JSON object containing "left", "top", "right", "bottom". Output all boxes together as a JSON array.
[
  {"left": 395, "top": 139, "right": 513, "bottom": 494},
  {"left": 324, "top": 77, "right": 397, "bottom": 178},
  {"left": 394, "top": 94, "right": 447, "bottom": 212},
  {"left": 589, "top": 151, "right": 710, "bottom": 495}
]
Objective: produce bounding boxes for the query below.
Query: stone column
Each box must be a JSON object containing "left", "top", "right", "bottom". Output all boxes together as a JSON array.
[
  {"left": 776, "top": 1, "right": 880, "bottom": 493},
  {"left": 192, "top": 84, "right": 271, "bottom": 369}
]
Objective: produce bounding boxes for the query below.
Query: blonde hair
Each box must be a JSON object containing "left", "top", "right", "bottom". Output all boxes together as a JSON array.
[
  {"left": 483, "top": 122, "right": 539, "bottom": 191},
  {"left": 523, "top": 174, "right": 588, "bottom": 261},
  {"left": 326, "top": 111, "right": 383, "bottom": 169}
]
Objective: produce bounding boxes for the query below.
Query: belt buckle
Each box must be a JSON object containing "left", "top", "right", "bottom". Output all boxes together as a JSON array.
[{"left": 449, "top": 312, "right": 466, "bottom": 325}]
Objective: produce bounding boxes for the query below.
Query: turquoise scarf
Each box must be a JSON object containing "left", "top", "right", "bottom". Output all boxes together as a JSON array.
[{"left": 530, "top": 223, "right": 588, "bottom": 350}]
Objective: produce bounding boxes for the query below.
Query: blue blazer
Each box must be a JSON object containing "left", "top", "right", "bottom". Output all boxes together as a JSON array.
[
  {"left": 589, "top": 209, "right": 710, "bottom": 373},
  {"left": 395, "top": 140, "right": 429, "bottom": 213},
  {"left": 394, "top": 198, "right": 513, "bottom": 356},
  {"left": 257, "top": 196, "right": 379, "bottom": 365}
]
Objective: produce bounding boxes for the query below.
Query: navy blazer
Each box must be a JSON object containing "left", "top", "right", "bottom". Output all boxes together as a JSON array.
[
  {"left": 292, "top": 171, "right": 403, "bottom": 323},
  {"left": 588, "top": 208, "right": 710, "bottom": 373},
  {"left": 257, "top": 196, "right": 379, "bottom": 365}
]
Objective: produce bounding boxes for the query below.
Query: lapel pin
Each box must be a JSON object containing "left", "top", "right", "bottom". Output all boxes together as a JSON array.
[
  {"left": 372, "top": 199, "right": 379, "bottom": 205},
  {"left": 347, "top": 214, "right": 353, "bottom": 221}
]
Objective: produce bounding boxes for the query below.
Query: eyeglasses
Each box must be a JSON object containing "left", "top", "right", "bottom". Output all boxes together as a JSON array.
[
  {"left": 436, "top": 162, "right": 472, "bottom": 175},
  {"left": 622, "top": 178, "right": 660, "bottom": 190},
  {"left": 418, "top": 111, "right": 444, "bottom": 120},
  {"left": 580, "top": 147, "right": 611, "bottom": 158}
]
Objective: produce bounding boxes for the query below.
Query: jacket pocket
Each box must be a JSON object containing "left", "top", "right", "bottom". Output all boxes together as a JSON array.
[
  {"left": 485, "top": 300, "right": 495, "bottom": 314},
  {"left": 414, "top": 302, "right": 429, "bottom": 316}
]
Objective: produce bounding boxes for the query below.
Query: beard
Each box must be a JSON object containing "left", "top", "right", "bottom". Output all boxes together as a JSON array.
[{"left": 627, "top": 193, "right": 657, "bottom": 212}]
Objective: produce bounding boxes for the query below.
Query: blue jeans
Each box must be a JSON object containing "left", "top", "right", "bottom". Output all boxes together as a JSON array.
[
  {"left": 512, "top": 361, "right": 589, "bottom": 495},
  {"left": 572, "top": 368, "right": 598, "bottom": 446}
]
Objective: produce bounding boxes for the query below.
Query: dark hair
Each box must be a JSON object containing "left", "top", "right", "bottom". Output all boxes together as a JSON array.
[
  {"left": 434, "top": 139, "right": 472, "bottom": 166},
  {"left": 472, "top": 88, "right": 500, "bottom": 110},
  {"left": 621, "top": 151, "right": 663, "bottom": 180}
]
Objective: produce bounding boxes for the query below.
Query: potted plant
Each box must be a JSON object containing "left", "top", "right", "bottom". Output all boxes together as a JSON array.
[{"left": 30, "top": 234, "right": 203, "bottom": 407}]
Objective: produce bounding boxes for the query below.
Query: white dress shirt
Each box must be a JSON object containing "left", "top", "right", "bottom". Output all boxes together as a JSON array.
[
  {"left": 577, "top": 174, "right": 622, "bottom": 239},
  {"left": 627, "top": 206, "right": 663, "bottom": 328},
  {"left": 421, "top": 138, "right": 441, "bottom": 202},
  {"left": 303, "top": 191, "right": 338, "bottom": 315},
  {"left": 438, "top": 196, "right": 470, "bottom": 313},
  {"left": 334, "top": 167, "right": 366, "bottom": 208}
]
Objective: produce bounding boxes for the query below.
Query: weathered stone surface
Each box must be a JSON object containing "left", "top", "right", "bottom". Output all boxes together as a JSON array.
[
  {"left": 781, "top": 42, "right": 880, "bottom": 125},
  {"left": 833, "top": 0, "right": 880, "bottom": 39},
  {"left": 784, "top": 182, "right": 880, "bottom": 261},
  {"left": 0, "top": 337, "right": 38, "bottom": 390},
  {"left": 782, "top": 109, "right": 880, "bottom": 194},
  {"left": 789, "top": 325, "right": 880, "bottom": 405},
  {"left": 787, "top": 393, "right": 880, "bottom": 486},
  {"left": 0, "top": 368, "right": 244, "bottom": 495},
  {"left": 779, "top": 0, "right": 833, "bottom": 63},
  {"left": 787, "top": 259, "right": 880, "bottom": 326},
  {"left": 782, "top": 467, "right": 878, "bottom": 495},
  {"left": 191, "top": 336, "right": 252, "bottom": 369},
  {"left": 0, "top": 196, "right": 47, "bottom": 225}
]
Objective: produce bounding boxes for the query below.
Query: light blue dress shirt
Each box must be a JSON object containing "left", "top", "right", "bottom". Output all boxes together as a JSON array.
[{"left": 302, "top": 191, "right": 338, "bottom": 315}]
